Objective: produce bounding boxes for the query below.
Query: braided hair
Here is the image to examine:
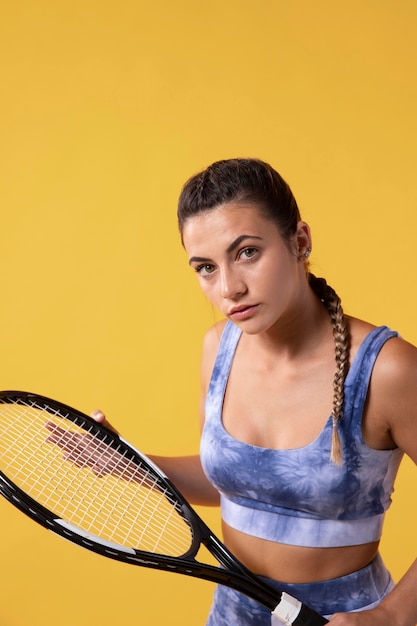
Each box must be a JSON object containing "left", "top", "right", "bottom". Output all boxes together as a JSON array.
[
  {"left": 308, "top": 274, "right": 349, "bottom": 464},
  {"left": 178, "top": 158, "right": 350, "bottom": 464}
]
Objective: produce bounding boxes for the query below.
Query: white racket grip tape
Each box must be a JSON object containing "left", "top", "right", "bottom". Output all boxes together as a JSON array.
[{"left": 272, "top": 592, "right": 302, "bottom": 625}]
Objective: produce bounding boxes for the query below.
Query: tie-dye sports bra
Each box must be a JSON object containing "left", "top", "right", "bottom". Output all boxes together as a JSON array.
[{"left": 200, "top": 321, "right": 403, "bottom": 548}]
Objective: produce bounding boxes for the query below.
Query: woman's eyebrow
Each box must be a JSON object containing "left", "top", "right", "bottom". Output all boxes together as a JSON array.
[
  {"left": 188, "top": 235, "right": 262, "bottom": 265},
  {"left": 226, "top": 234, "right": 262, "bottom": 254}
]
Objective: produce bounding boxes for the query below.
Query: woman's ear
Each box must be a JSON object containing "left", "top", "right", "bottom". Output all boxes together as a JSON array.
[{"left": 295, "top": 221, "right": 312, "bottom": 260}]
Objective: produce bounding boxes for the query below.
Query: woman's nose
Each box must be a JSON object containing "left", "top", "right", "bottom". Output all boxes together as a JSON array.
[{"left": 220, "top": 268, "right": 247, "bottom": 299}]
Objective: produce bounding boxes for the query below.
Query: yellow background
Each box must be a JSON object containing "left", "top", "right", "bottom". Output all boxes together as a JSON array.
[{"left": 1, "top": 1, "right": 416, "bottom": 624}]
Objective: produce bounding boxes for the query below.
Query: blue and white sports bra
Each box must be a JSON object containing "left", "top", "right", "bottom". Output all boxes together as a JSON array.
[{"left": 200, "top": 321, "right": 403, "bottom": 548}]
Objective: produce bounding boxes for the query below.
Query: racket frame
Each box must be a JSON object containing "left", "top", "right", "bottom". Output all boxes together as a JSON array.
[{"left": 0, "top": 390, "right": 328, "bottom": 625}]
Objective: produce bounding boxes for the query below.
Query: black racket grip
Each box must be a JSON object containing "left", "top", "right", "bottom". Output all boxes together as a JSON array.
[{"left": 294, "top": 603, "right": 328, "bottom": 625}]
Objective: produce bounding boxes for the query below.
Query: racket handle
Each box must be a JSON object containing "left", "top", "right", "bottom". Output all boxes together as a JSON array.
[
  {"left": 294, "top": 602, "right": 329, "bottom": 625},
  {"left": 272, "top": 593, "right": 328, "bottom": 625}
]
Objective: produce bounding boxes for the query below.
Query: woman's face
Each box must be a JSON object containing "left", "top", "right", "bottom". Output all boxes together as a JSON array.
[{"left": 182, "top": 202, "right": 311, "bottom": 335}]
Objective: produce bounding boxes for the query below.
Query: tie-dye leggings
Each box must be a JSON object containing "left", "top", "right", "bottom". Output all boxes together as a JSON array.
[{"left": 205, "top": 553, "right": 394, "bottom": 625}]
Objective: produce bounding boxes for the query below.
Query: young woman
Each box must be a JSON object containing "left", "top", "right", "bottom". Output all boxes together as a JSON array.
[{"left": 98, "top": 159, "right": 417, "bottom": 624}]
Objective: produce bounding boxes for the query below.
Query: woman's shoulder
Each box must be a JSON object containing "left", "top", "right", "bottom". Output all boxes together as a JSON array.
[
  {"left": 347, "top": 315, "right": 377, "bottom": 343},
  {"left": 202, "top": 319, "right": 228, "bottom": 352},
  {"left": 349, "top": 316, "right": 417, "bottom": 453},
  {"left": 349, "top": 316, "right": 417, "bottom": 386},
  {"left": 347, "top": 316, "right": 417, "bottom": 402},
  {"left": 200, "top": 320, "right": 228, "bottom": 392},
  {"left": 351, "top": 317, "right": 417, "bottom": 455},
  {"left": 347, "top": 315, "right": 417, "bottom": 370}
]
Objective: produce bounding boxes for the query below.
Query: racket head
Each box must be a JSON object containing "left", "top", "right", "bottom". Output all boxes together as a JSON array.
[
  {"left": 0, "top": 391, "right": 329, "bottom": 624},
  {"left": 0, "top": 390, "right": 200, "bottom": 563}
]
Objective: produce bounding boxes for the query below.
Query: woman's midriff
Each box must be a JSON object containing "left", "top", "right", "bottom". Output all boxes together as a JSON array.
[{"left": 222, "top": 521, "right": 380, "bottom": 583}]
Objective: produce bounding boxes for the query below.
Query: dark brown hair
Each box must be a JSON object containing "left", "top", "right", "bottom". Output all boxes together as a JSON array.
[{"left": 178, "top": 158, "right": 300, "bottom": 243}]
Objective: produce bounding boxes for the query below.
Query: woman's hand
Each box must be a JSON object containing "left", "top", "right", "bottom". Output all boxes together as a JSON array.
[
  {"left": 90, "top": 409, "right": 119, "bottom": 434},
  {"left": 44, "top": 411, "right": 140, "bottom": 481},
  {"left": 328, "top": 605, "right": 393, "bottom": 625}
]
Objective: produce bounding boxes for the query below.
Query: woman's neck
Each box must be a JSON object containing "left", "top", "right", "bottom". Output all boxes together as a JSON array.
[{"left": 244, "top": 286, "right": 333, "bottom": 363}]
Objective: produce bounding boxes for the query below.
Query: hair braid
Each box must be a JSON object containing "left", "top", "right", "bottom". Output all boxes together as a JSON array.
[{"left": 308, "top": 274, "right": 350, "bottom": 465}]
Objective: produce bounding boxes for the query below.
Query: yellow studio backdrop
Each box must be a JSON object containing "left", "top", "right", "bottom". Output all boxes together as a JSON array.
[{"left": 0, "top": 0, "right": 416, "bottom": 624}]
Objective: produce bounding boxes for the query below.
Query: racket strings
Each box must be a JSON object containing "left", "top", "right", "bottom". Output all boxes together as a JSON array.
[
  {"left": 0, "top": 404, "right": 62, "bottom": 488},
  {"left": 44, "top": 420, "right": 185, "bottom": 551},
  {"left": 0, "top": 400, "right": 193, "bottom": 557}
]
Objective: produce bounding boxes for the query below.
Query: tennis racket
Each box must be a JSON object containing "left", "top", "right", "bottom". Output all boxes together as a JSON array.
[{"left": 0, "top": 390, "right": 327, "bottom": 625}]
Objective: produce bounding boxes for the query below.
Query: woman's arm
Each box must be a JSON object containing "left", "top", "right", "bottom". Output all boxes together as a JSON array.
[
  {"left": 149, "top": 454, "right": 220, "bottom": 506},
  {"left": 328, "top": 560, "right": 417, "bottom": 625},
  {"left": 330, "top": 336, "right": 417, "bottom": 625},
  {"left": 153, "top": 322, "right": 226, "bottom": 506}
]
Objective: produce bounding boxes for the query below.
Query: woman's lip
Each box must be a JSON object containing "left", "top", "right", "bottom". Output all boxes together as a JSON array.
[{"left": 228, "top": 304, "right": 259, "bottom": 320}]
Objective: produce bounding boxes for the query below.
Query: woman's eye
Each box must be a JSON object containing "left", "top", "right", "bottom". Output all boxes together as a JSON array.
[
  {"left": 195, "top": 264, "right": 215, "bottom": 277},
  {"left": 240, "top": 247, "right": 258, "bottom": 260}
]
